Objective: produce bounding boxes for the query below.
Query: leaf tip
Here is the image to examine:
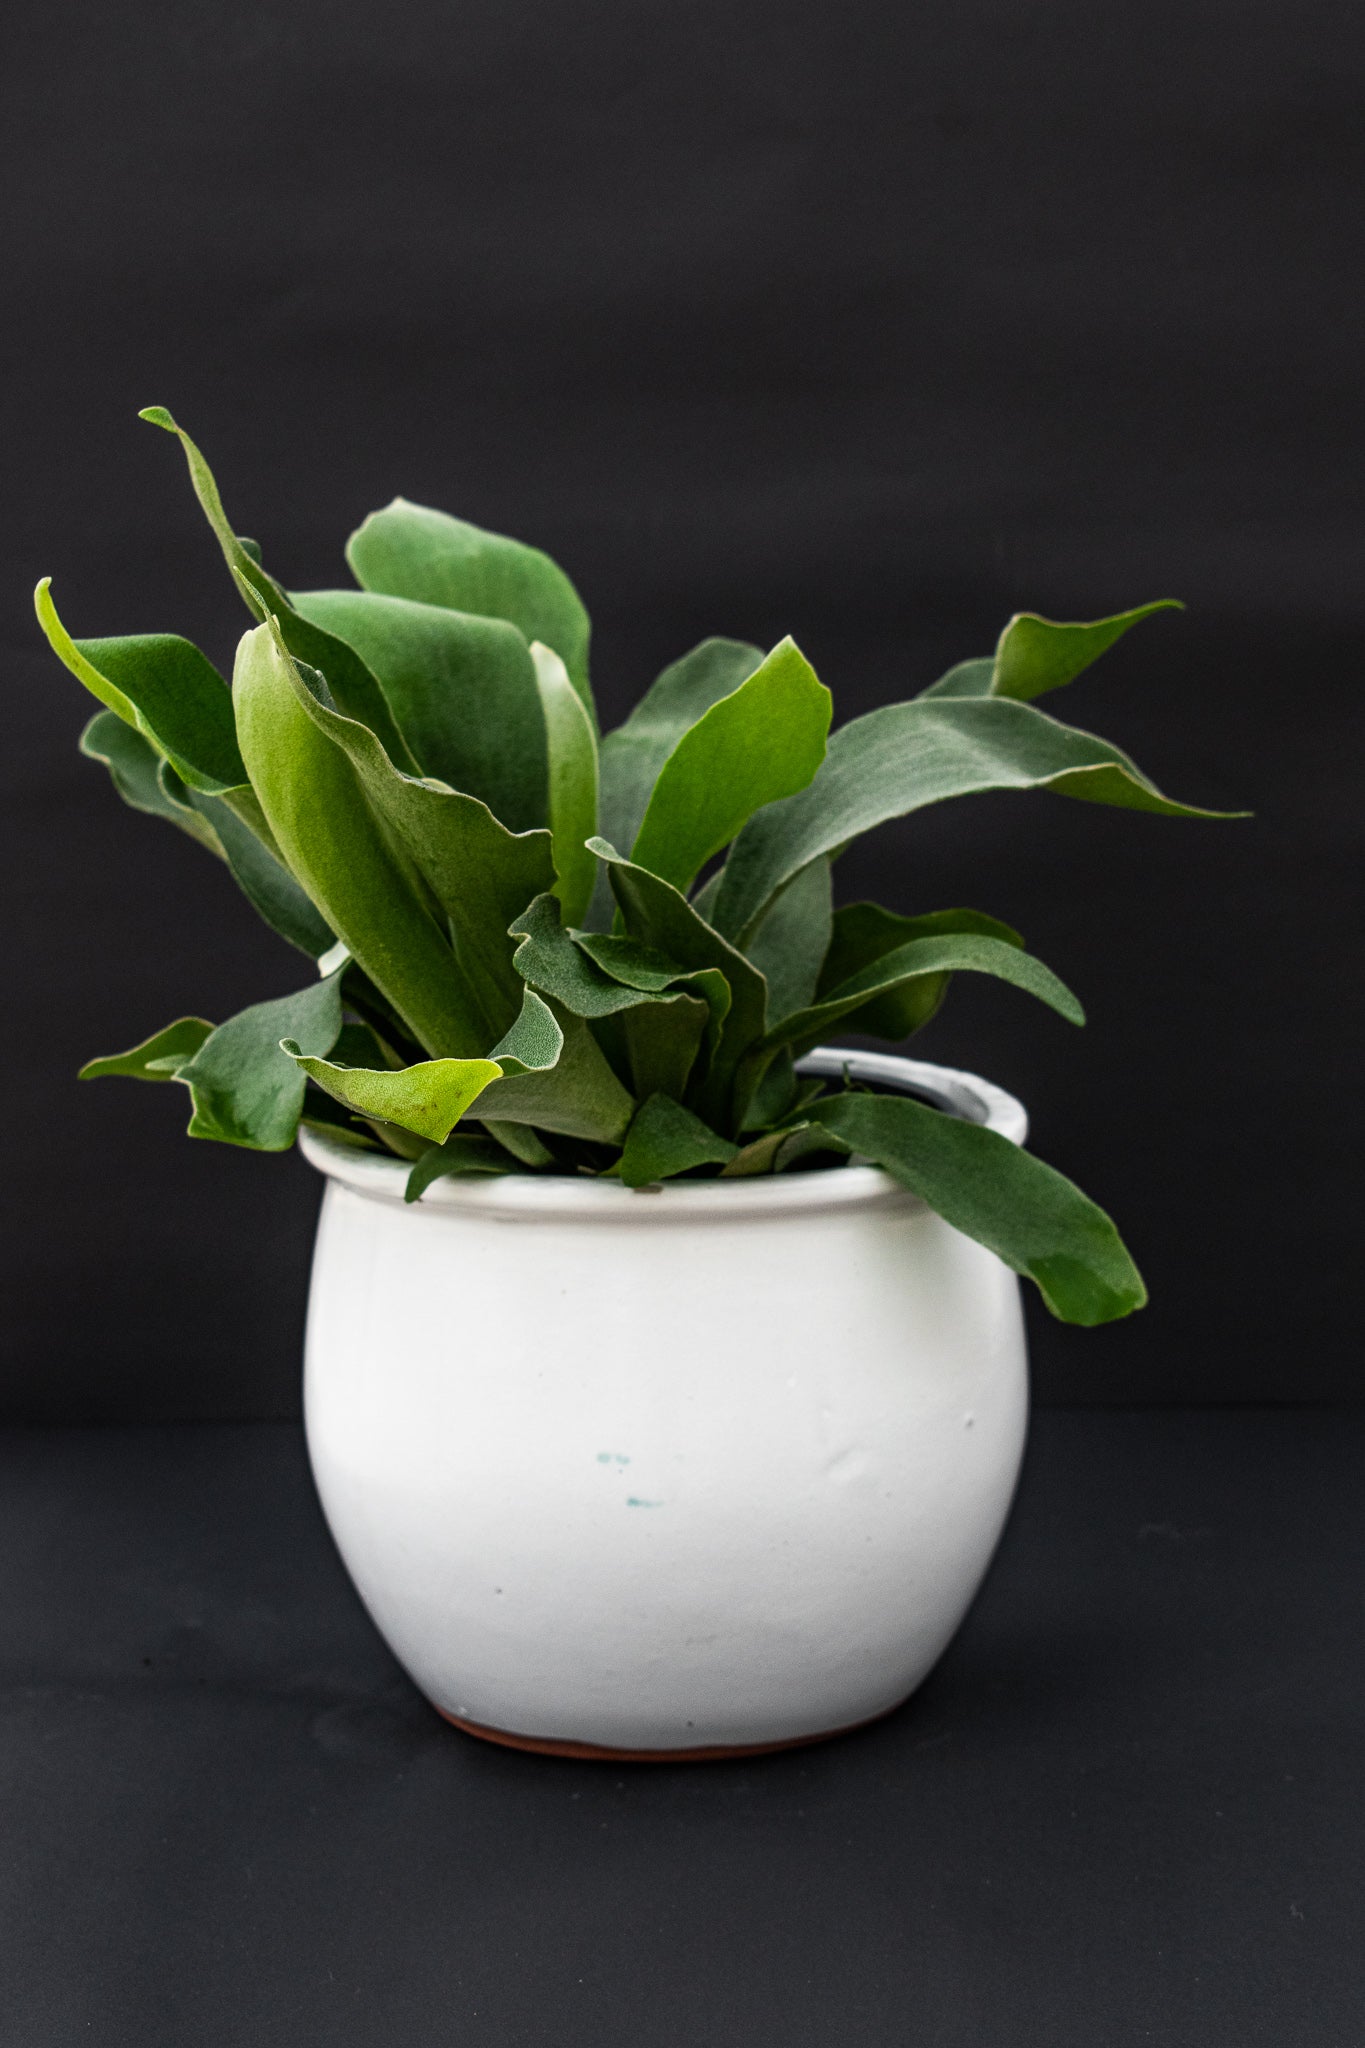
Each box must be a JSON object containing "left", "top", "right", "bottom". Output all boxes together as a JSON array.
[{"left": 139, "top": 405, "right": 178, "bottom": 432}]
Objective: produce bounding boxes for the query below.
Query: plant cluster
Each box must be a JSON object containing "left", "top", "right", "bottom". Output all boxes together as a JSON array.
[{"left": 38, "top": 409, "right": 1231, "bottom": 1325}]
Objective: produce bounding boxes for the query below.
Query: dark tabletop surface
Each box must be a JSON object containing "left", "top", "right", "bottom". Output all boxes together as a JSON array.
[{"left": 3, "top": 1409, "right": 1362, "bottom": 2047}]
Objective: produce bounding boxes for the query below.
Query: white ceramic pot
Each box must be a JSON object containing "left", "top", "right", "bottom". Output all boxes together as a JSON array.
[{"left": 298, "top": 1050, "right": 1029, "bottom": 1760}]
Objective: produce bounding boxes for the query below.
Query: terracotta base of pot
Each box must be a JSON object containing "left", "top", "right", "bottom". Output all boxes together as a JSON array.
[{"left": 435, "top": 1702, "right": 901, "bottom": 1762}]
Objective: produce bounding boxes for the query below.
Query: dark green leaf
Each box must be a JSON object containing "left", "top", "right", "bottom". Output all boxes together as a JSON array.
[
  {"left": 807, "top": 1092, "right": 1146, "bottom": 1325},
  {"left": 588, "top": 837, "right": 768, "bottom": 1123},
  {"left": 745, "top": 857, "right": 833, "bottom": 1021},
  {"left": 618, "top": 992, "right": 710, "bottom": 1103},
  {"left": 291, "top": 588, "right": 548, "bottom": 830},
  {"left": 346, "top": 495, "right": 594, "bottom": 719},
  {"left": 80, "top": 1017, "right": 215, "bottom": 1082},
  {"left": 138, "top": 408, "right": 418, "bottom": 772},
  {"left": 405, "top": 1135, "right": 521, "bottom": 1201},
  {"left": 619, "top": 1094, "right": 738, "bottom": 1187},
  {"left": 510, "top": 893, "right": 691, "bottom": 1019},
  {"left": 178, "top": 972, "right": 345, "bottom": 1150},
  {"left": 714, "top": 694, "right": 1243, "bottom": 945},
  {"left": 630, "top": 637, "right": 832, "bottom": 894},
  {"left": 818, "top": 903, "right": 1023, "bottom": 1040},
  {"left": 186, "top": 790, "right": 336, "bottom": 957},
  {"left": 79, "top": 712, "right": 224, "bottom": 853}
]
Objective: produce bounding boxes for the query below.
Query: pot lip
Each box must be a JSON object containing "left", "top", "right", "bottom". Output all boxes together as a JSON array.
[
  {"left": 298, "top": 1048, "right": 1023, "bottom": 1220},
  {"left": 296, "top": 1048, "right": 1028, "bottom": 1222}
]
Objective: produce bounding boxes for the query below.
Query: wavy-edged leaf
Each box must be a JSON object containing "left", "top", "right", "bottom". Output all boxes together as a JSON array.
[
  {"left": 346, "top": 495, "right": 594, "bottom": 720},
  {"left": 80, "top": 1017, "right": 214, "bottom": 1082},
  {"left": 630, "top": 637, "right": 832, "bottom": 894},
  {"left": 285, "top": 1046, "right": 503, "bottom": 1145},
  {"left": 764, "top": 933, "right": 1083, "bottom": 1063},
  {"left": 619, "top": 1094, "right": 738, "bottom": 1187},
  {"left": 511, "top": 893, "right": 692, "bottom": 1020},
  {"left": 177, "top": 972, "right": 345, "bottom": 1150},
  {"left": 617, "top": 991, "right": 711, "bottom": 1103},
  {"left": 233, "top": 622, "right": 493, "bottom": 1057},
  {"left": 713, "top": 694, "right": 1243, "bottom": 945},
  {"left": 79, "top": 712, "right": 223, "bottom": 853},
  {"left": 532, "top": 642, "right": 598, "bottom": 927},
  {"left": 807, "top": 1092, "right": 1146, "bottom": 1325},
  {"left": 488, "top": 988, "right": 564, "bottom": 1074},
  {"left": 291, "top": 588, "right": 548, "bottom": 830},
  {"left": 745, "top": 856, "right": 833, "bottom": 1022},
  {"left": 476, "top": 1003, "right": 634, "bottom": 1144},
  {"left": 588, "top": 837, "right": 767, "bottom": 1123},
  {"left": 597, "top": 637, "right": 763, "bottom": 860},
  {"left": 405, "top": 1135, "right": 524, "bottom": 1201},
  {"left": 138, "top": 407, "right": 418, "bottom": 772},
  {"left": 818, "top": 903, "right": 1024, "bottom": 1040},
  {"left": 919, "top": 600, "right": 1182, "bottom": 703}
]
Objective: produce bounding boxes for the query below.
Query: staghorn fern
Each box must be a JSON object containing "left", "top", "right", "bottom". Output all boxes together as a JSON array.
[{"left": 37, "top": 407, "right": 1238, "bottom": 1327}]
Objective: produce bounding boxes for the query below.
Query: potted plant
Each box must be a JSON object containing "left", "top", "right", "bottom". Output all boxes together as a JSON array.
[{"left": 37, "top": 409, "right": 1234, "bottom": 1759}]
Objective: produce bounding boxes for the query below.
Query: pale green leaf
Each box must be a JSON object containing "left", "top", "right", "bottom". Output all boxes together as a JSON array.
[
  {"left": 233, "top": 622, "right": 513, "bottom": 1057},
  {"left": 630, "top": 637, "right": 832, "bottom": 894},
  {"left": 285, "top": 1045, "right": 502, "bottom": 1145},
  {"left": 532, "top": 642, "right": 599, "bottom": 927},
  {"left": 597, "top": 637, "right": 764, "bottom": 856}
]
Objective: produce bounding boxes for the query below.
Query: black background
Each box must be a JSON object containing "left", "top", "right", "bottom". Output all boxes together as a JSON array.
[{"left": 3, "top": 0, "right": 1361, "bottom": 1419}]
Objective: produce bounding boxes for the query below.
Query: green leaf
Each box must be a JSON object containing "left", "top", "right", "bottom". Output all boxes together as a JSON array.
[
  {"left": 807, "top": 1092, "right": 1146, "bottom": 1325},
  {"left": 185, "top": 790, "right": 336, "bottom": 957},
  {"left": 617, "top": 992, "right": 711, "bottom": 1103},
  {"left": 345, "top": 495, "right": 594, "bottom": 720},
  {"left": 597, "top": 637, "right": 765, "bottom": 857},
  {"left": 291, "top": 589, "right": 548, "bottom": 831},
  {"left": 177, "top": 972, "right": 345, "bottom": 1150},
  {"left": 510, "top": 893, "right": 692, "bottom": 1020},
  {"left": 619, "top": 1094, "right": 738, "bottom": 1187},
  {"left": 285, "top": 1045, "right": 503, "bottom": 1145},
  {"left": 745, "top": 857, "right": 833, "bottom": 1022},
  {"left": 487, "top": 987, "right": 565, "bottom": 1074},
  {"left": 138, "top": 408, "right": 418, "bottom": 773},
  {"left": 818, "top": 903, "right": 1025, "bottom": 1040},
  {"left": 476, "top": 1003, "right": 634, "bottom": 1144},
  {"left": 920, "top": 601, "right": 1183, "bottom": 702},
  {"left": 629, "top": 637, "right": 832, "bottom": 894},
  {"left": 588, "top": 838, "right": 768, "bottom": 1123},
  {"left": 713, "top": 694, "right": 1243, "bottom": 946},
  {"left": 405, "top": 1135, "right": 521, "bottom": 1201},
  {"left": 36, "top": 580, "right": 247, "bottom": 794},
  {"left": 233, "top": 622, "right": 513, "bottom": 1057},
  {"left": 79, "top": 712, "right": 224, "bottom": 854},
  {"left": 532, "top": 642, "right": 599, "bottom": 927},
  {"left": 80, "top": 1017, "right": 215, "bottom": 1082},
  {"left": 764, "top": 933, "right": 1084, "bottom": 1062}
]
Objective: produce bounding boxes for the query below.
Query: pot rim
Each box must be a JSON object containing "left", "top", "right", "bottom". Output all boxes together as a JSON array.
[{"left": 296, "top": 1048, "right": 1027, "bottom": 1222}]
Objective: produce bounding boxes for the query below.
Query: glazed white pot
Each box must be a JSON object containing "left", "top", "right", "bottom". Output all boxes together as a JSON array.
[{"left": 297, "top": 1050, "right": 1030, "bottom": 1759}]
